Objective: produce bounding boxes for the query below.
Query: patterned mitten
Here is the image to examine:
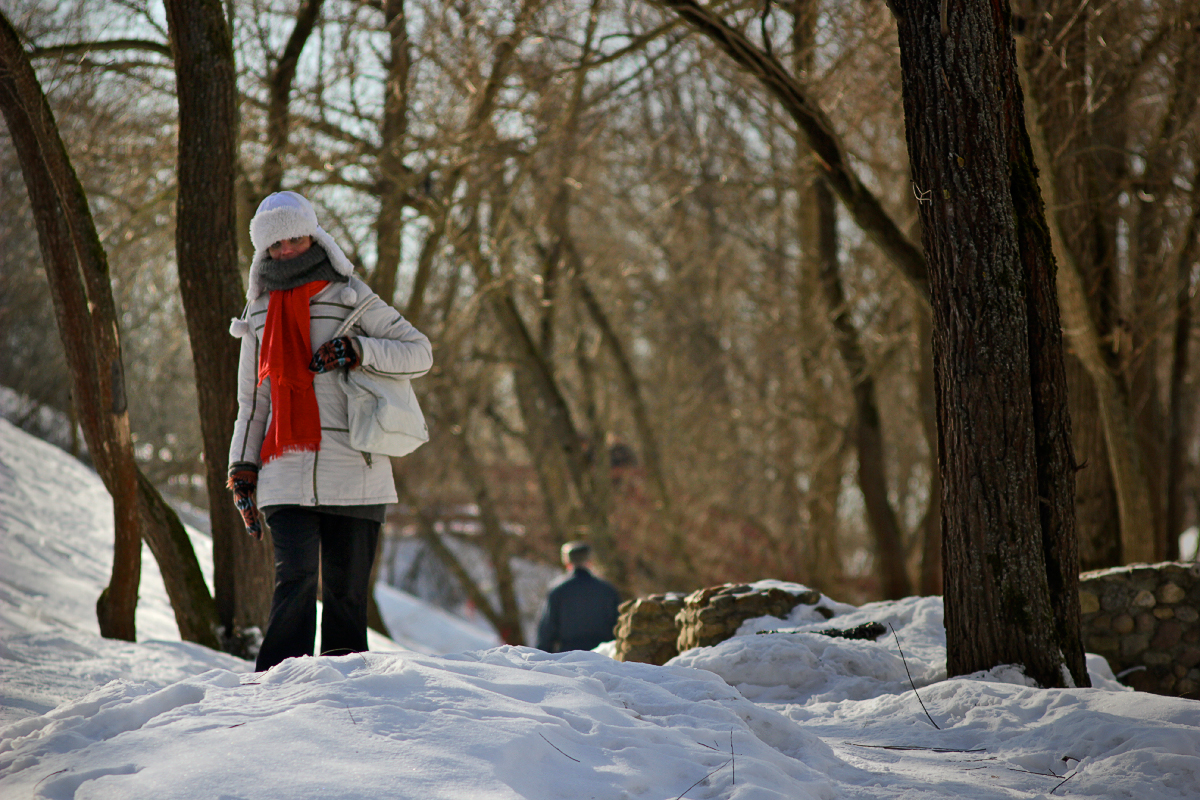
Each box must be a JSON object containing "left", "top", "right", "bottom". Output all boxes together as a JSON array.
[
  {"left": 310, "top": 336, "right": 361, "bottom": 374},
  {"left": 227, "top": 464, "right": 262, "bottom": 539}
]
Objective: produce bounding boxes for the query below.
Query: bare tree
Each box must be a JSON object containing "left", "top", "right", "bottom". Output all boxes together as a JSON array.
[
  {"left": 0, "top": 11, "right": 140, "bottom": 639},
  {"left": 2, "top": 8, "right": 224, "bottom": 649},
  {"left": 889, "top": 0, "right": 1087, "bottom": 686},
  {"left": 164, "top": 0, "right": 273, "bottom": 653}
]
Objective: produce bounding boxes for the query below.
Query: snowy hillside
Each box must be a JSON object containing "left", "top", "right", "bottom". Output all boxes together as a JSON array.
[{"left": 2, "top": 419, "right": 1199, "bottom": 799}]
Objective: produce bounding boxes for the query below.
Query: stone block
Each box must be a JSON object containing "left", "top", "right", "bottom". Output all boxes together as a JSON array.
[
  {"left": 1179, "top": 647, "right": 1200, "bottom": 669},
  {"left": 1153, "top": 607, "right": 1175, "bottom": 620},
  {"left": 1100, "top": 589, "right": 1127, "bottom": 611},
  {"left": 1151, "top": 620, "right": 1183, "bottom": 650},
  {"left": 1121, "top": 634, "right": 1150, "bottom": 658},
  {"left": 1130, "top": 574, "right": 1158, "bottom": 593},
  {"left": 674, "top": 584, "right": 815, "bottom": 653},
  {"left": 1132, "top": 590, "right": 1157, "bottom": 608},
  {"left": 1111, "top": 614, "right": 1134, "bottom": 634},
  {"left": 1157, "top": 583, "right": 1186, "bottom": 604},
  {"left": 1079, "top": 591, "right": 1100, "bottom": 614},
  {"left": 1084, "top": 635, "right": 1119, "bottom": 658},
  {"left": 1175, "top": 606, "right": 1198, "bottom": 624},
  {"left": 613, "top": 594, "right": 685, "bottom": 665},
  {"left": 1135, "top": 613, "right": 1156, "bottom": 634},
  {"left": 1142, "top": 651, "right": 1172, "bottom": 666}
]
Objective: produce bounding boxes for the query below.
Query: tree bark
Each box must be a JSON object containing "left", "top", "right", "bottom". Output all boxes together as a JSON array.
[
  {"left": 164, "top": 0, "right": 273, "bottom": 651},
  {"left": 916, "top": 313, "right": 942, "bottom": 595},
  {"left": 0, "top": 12, "right": 141, "bottom": 641},
  {"left": 890, "top": 0, "right": 1087, "bottom": 687}
]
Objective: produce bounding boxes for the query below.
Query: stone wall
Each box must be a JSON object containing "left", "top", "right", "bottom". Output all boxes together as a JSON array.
[
  {"left": 613, "top": 583, "right": 826, "bottom": 666},
  {"left": 613, "top": 565, "right": 1200, "bottom": 700},
  {"left": 1079, "top": 561, "right": 1200, "bottom": 699},
  {"left": 613, "top": 592, "right": 686, "bottom": 665}
]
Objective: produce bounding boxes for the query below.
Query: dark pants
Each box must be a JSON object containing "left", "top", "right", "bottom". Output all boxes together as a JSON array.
[{"left": 255, "top": 507, "right": 381, "bottom": 672}]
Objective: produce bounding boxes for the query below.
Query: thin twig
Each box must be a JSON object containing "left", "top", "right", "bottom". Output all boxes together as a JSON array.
[
  {"left": 674, "top": 759, "right": 731, "bottom": 800},
  {"left": 33, "top": 768, "right": 68, "bottom": 792},
  {"left": 845, "top": 742, "right": 984, "bottom": 753},
  {"left": 889, "top": 623, "right": 941, "bottom": 729},
  {"left": 730, "top": 729, "right": 735, "bottom": 785},
  {"left": 539, "top": 732, "right": 581, "bottom": 763},
  {"left": 1008, "top": 767, "right": 1062, "bottom": 777},
  {"left": 1051, "top": 771, "right": 1079, "bottom": 794}
]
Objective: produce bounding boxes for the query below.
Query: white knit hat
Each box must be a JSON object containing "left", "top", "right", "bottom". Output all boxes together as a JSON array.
[{"left": 245, "top": 191, "right": 357, "bottom": 302}]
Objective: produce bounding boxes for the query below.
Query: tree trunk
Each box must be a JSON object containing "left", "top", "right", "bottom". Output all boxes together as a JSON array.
[
  {"left": 1014, "top": 36, "right": 1158, "bottom": 566},
  {"left": 138, "top": 472, "right": 221, "bottom": 647},
  {"left": 1137, "top": 18, "right": 1200, "bottom": 560},
  {"left": 917, "top": 313, "right": 943, "bottom": 595},
  {"left": 396, "top": 472, "right": 523, "bottom": 644},
  {"left": 369, "top": 0, "right": 412, "bottom": 306},
  {"left": 450, "top": 410, "right": 526, "bottom": 645},
  {"left": 890, "top": 0, "right": 1087, "bottom": 687},
  {"left": 0, "top": 13, "right": 140, "bottom": 641},
  {"left": 1015, "top": 3, "right": 1140, "bottom": 568},
  {"left": 260, "top": 0, "right": 324, "bottom": 195},
  {"left": 164, "top": 0, "right": 274, "bottom": 652},
  {"left": 1166, "top": 182, "right": 1200, "bottom": 560},
  {"left": 812, "top": 176, "right": 912, "bottom": 599}
]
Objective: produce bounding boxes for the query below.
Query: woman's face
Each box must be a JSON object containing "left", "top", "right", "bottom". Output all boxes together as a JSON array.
[{"left": 268, "top": 235, "right": 313, "bottom": 261}]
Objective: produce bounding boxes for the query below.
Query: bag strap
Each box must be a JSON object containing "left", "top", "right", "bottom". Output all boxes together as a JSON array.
[{"left": 333, "top": 294, "right": 375, "bottom": 339}]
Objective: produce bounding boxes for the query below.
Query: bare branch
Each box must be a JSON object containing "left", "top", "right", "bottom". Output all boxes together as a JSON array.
[{"left": 29, "top": 38, "right": 172, "bottom": 60}]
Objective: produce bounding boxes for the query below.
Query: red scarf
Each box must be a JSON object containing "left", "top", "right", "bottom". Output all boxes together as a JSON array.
[{"left": 258, "top": 281, "right": 329, "bottom": 464}]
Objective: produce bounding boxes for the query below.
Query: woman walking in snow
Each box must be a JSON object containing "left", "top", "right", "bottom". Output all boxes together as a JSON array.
[{"left": 226, "top": 191, "right": 432, "bottom": 672}]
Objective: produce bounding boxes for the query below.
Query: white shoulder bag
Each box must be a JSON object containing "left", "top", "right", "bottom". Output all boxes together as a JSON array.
[{"left": 331, "top": 296, "right": 429, "bottom": 458}]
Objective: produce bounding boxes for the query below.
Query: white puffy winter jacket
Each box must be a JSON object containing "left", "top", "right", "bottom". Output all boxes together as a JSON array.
[{"left": 227, "top": 275, "right": 432, "bottom": 508}]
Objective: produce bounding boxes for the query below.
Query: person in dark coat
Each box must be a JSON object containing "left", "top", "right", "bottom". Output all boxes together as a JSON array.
[{"left": 535, "top": 541, "right": 621, "bottom": 653}]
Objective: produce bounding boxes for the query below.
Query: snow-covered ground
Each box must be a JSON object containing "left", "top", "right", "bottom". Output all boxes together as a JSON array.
[{"left": 2, "top": 418, "right": 1198, "bottom": 799}]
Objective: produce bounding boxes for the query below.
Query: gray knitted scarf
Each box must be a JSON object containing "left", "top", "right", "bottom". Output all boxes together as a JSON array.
[{"left": 257, "top": 243, "right": 348, "bottom": 293}]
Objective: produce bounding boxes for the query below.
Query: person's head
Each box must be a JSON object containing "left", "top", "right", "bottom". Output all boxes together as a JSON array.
[
  {"left": 561, "top": 541, "right": 591, "bottom": 569},
  {"left": 243, "top": 191, "right": 355, "bottom": 302}
]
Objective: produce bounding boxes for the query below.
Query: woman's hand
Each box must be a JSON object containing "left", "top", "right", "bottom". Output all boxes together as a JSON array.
[
  {"left": 309, "top": 336, "right": 361, "bottom": 373},
  {"left": 227, "top": 465, "right": 263, "bottom": 539}
]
